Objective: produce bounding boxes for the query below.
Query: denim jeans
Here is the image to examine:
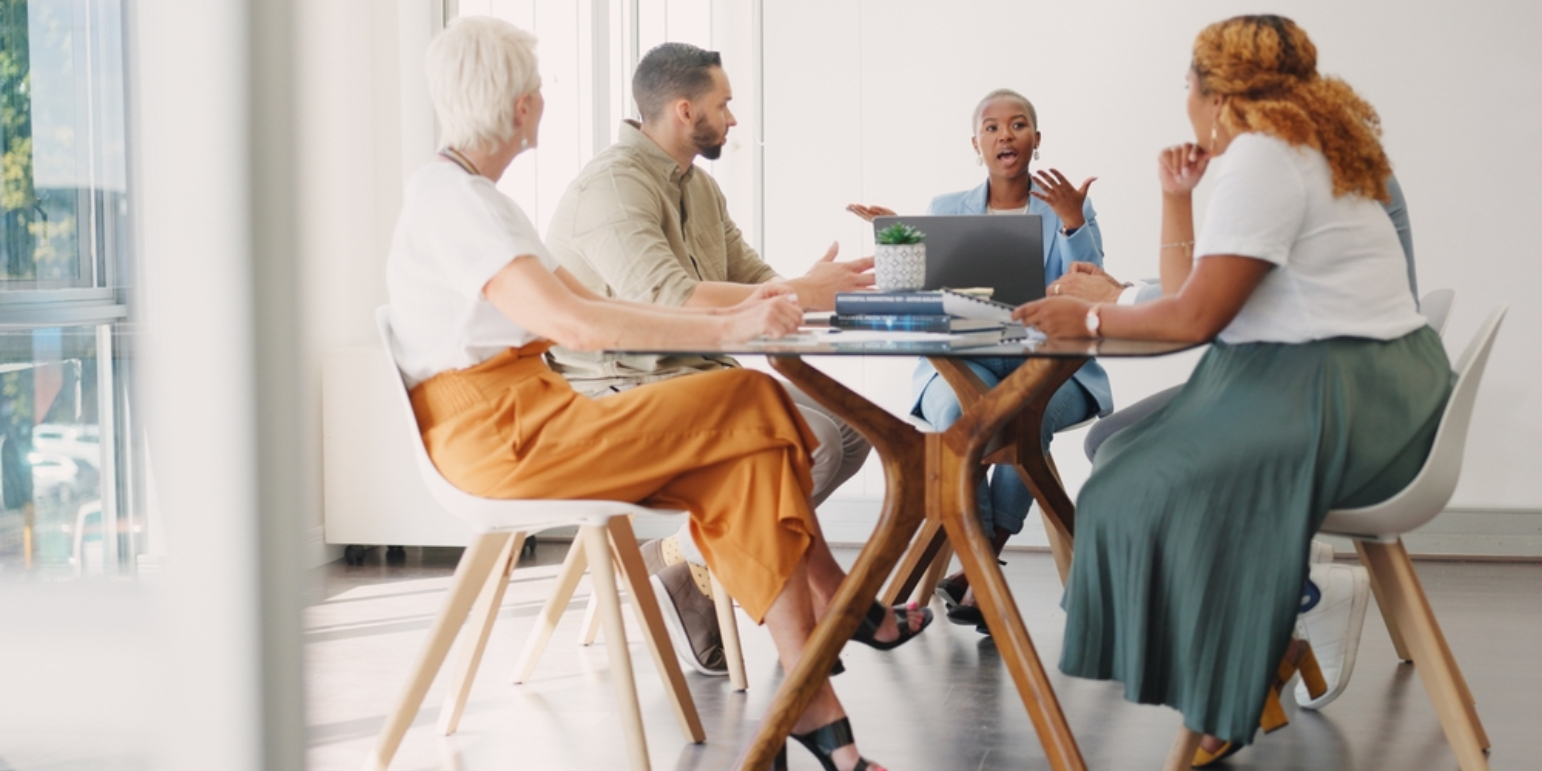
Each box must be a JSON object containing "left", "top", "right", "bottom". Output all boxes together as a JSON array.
[{"left": 916, "top": 357, "right": 1097, "bottom": 536}]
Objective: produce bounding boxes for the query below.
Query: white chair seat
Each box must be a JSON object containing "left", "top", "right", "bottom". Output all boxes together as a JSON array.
[
  {"left": 1321, "top": 304, "right": 1501, "bottom": 541},
  {"left": 1421, "top": 287, "right": 1456, "bottom": 337}
]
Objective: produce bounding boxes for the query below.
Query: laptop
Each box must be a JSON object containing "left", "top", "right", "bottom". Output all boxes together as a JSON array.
[{"left": 872, "top": 214, "right": 1045, "bottom": 306}]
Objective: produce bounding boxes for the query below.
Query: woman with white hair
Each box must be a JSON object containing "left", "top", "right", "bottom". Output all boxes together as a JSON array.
[{"left": 386, "top": 17, "right": 895, "bottom": 771}]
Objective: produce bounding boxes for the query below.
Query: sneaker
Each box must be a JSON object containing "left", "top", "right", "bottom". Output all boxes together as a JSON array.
[
  {"left": 649, "top": 562, "right": 727, "bottom": 677},
  {"left": 1294, "top": 562, "right": 1370, "bottom": 710},
  {"left": 639, "top": 538, "right": 669, "bottom": 576},
  {"left": 1309, "top": 539, "right": 1335, "bottom": 565}
]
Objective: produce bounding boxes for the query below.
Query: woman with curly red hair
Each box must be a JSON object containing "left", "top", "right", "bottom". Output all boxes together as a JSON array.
[{"left": 1016, "top": 15, "right": 1451, "bottom": 766}]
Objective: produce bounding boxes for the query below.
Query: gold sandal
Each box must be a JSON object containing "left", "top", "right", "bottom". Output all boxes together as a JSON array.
[{"left": 1193, "top": 640, "right": 1324, "bottom": 767}]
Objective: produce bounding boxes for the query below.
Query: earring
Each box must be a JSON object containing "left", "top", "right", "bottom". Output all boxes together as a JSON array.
[
  {"left": 1208, "top": 122, "right": 1218, "bottom": 154},
  {"left": 976, "top": 153, "right": 984, "bottom": 166},
  {"left": 1033, "top": 147, "right": 1040, "bottom": 160},
  {"left": 520, "top": 136, "right": 530, "bottom": 150}
]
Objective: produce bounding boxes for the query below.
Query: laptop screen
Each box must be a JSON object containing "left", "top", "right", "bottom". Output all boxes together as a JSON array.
[{"left": 872, "top": 214, "right": 1045, "bottom": 305}]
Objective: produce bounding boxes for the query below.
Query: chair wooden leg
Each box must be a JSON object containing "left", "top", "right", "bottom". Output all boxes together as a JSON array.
[
  {"left": 881, "top": 518, "right": 946, "bottom": 606},
  {"left": 580, "top": 548, "right": 627, "bottom": 646},
  {"left": 608, "top": 516, "right": 706, "bottom": 743},
  {"left": 1028, "top": 454, "right": 1074, "bottom": 585},
  {"left": 512, "top": 532, "right": 590, "bottom": 684},
  {"left": 1403, "top": 551, "right": 1491, "bottom": 751},
  {"left": 1162, "top": 726, "right": 1203, "bottom": 771},
  {"left": 580, "top": 587, "right": 603, "bottom": 645},
  {"left": 1355, "top": 540, "right": 1413, "bottom": 663},
  {"left": 582, "top": 522, "right": 652, "bottom": 770},
  {"left": 575, "top": 538, "right": 615, "bottom": 646},
  {"left": 363, "top": 533, "right": 508, "bottom": 771},
  {"left": 1038, "top": 505, "right": 1073, "bottom": 586},
  {"left": 1358, "top": 539, "right": 1489, "bottom": 770},
  {"left": 1355, "top": 541, "right": 1486, "bottom": 747},
  {"left": 711, "top": 572, "right": 749, "bottom": 692},
  {"left": 438, "top": 532, "right": 522, "bottom": 735},
  {"left": 913, "top": 541, "right": 954, "bottom": 607}
]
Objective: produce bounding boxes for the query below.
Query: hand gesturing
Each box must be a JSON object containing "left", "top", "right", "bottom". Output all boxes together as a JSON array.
[
  {"left": 845, "top": 204, "right": 897, "bottom": 223},
  {"left": 1030, "top": 168, "right": 1096, "bottom": 230}
]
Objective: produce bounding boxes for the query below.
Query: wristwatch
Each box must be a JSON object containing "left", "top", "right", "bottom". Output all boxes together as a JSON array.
[{"left": 1085, "top": 303, "right": 1103, "bottom": 338}]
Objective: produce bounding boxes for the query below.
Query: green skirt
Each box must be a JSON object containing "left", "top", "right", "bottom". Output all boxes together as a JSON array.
[{"left": 1059, "top": 326, "right": 1452, "bottom": 745}]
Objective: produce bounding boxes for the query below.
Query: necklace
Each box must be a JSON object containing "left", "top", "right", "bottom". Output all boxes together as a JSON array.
[{"left": 438, "top": 147, "right": 482, "bottom": 177}]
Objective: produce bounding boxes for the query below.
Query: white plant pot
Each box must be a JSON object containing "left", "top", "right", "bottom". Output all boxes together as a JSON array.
[{"left": 875, "top": 243, "right": 926, "bottom": 292}]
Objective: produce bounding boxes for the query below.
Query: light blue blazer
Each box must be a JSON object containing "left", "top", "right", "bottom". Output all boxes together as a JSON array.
[{"left": 911, "top": 179, "right": 1115, "bottom": 418}]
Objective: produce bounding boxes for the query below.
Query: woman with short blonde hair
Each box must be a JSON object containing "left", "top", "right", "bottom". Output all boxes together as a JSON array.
[{"left": 385, "top": 17, "right": 904, "bottom": 771}]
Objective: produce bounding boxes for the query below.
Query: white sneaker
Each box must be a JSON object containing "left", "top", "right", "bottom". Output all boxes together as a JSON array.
[
  {"left": 1309, "top": 539, "right": 1335, "bottom": 565},
  {"left": 1294, "top": 562, "right": 1370, "bottom": 710}
]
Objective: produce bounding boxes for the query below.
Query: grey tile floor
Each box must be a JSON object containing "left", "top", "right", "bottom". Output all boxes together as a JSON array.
[{"left": 306, "top": 542, "right": 1542, "bottom": 771}]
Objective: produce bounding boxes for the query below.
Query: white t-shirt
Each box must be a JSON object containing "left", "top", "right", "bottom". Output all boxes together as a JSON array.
[
  {"left": 1194, "top": 133, "right": 1425, "bottom": 345},
  {"left": 386, "top": 160, "right": 559, "bottom": 387}
]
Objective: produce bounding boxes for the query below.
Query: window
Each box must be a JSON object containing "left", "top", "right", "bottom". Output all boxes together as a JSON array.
[{"left": 0, "top": 0, "right": 132, "bottom": 579}]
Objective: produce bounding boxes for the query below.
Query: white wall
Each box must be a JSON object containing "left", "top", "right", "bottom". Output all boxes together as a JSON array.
[
  {"left": 755, "top": 1, "right": 1542, "bottom": 549},
  {"left": 301, "top": 1, "right": 1542, "bottom": 555},
  {"left": 296, "top": 0, "right": 410, "bottom": 566}
]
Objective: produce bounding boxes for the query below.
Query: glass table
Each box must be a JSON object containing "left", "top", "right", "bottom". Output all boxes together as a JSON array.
[{"left": 617, "top": 334, "right": 1198, "bottom": 771}]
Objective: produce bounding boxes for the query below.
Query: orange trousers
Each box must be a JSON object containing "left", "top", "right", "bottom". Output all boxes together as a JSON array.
[{"left": 409, "top": 342, "right": 820, "bottom": 622}]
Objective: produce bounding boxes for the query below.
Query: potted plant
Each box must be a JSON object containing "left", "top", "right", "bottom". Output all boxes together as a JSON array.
[{"left": 874, "top": 222, "right": 927, "bottom": 292}]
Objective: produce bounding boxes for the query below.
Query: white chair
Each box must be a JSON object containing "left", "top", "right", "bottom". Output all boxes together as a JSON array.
[
  {"left": 1422, "top": 287, "right": 1456, "bottom": 336},
  {"left": 1317, "top": 305, "right": 1507, "bottom": 771},
  {"left": 364, "top": 307, "right": 705, "bottom": 771}
]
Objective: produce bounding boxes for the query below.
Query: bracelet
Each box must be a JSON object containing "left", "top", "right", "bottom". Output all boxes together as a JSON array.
[{"left": 1160, "top": 240, "right": 1195, "bottom": 250}]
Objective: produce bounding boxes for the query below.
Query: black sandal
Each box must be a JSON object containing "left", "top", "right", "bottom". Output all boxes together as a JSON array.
[
  {"left": 945, "top": 602, "right": 984, "bottom": 627},
  {"left": 850, "top": 600, "right": 932, "bottom": 651},
  {"left": 934, "top": 576, "right": 966, "bottom": 612},
  {"left": 792, "top": 717, "right": 880, "bottom": 771}
]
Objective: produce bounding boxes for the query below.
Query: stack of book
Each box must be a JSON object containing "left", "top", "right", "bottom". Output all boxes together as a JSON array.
[{"left": 830, "top": 290, "right": 1025, "bottom": 347}]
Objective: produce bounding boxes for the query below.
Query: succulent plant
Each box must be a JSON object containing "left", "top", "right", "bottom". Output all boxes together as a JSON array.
[{"left": 875, "top": 222, "right": 926, "bottom": 245}]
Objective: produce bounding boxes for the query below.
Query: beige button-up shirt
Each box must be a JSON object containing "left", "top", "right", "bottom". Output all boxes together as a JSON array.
[{"left": 546, "top": 121, "right": 780, "bottom": 394}]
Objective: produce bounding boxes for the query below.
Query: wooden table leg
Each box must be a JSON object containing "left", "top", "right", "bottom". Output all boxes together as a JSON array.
[
  {"left": 733, "top": 356, "right": 928, "bottom": 771},
  {"left": 914, "top": 539, "right": 955, "bottom": 607},
  {"left": 940, "top": 356, "right": 1090, "bottom": 771},
  {"left": 743, "top": 355, "right": 1090, "bottom": 771},
  {"left": 881, "top": 517, "right": 947, "bottom": 606},
  {"left": 883, "top": 357, "right": 1072, "bottom": 600},
  {"left": 937, "top": 356, "right": 1080, "bottom": 585},
  {"left": 877, "top": 359, "right": 997, "bottom": 605}
]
